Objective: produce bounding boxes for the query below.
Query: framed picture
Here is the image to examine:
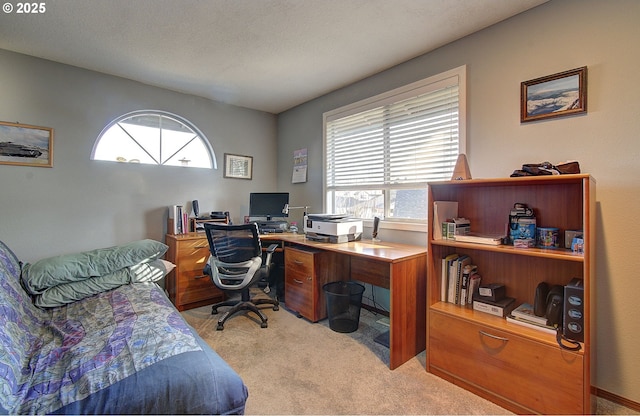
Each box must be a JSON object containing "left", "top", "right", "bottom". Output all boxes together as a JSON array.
[
  {"left": 223, "top": 153, "right": 253, "bottom": 179},
  {"left": 521, "top": 66, "right": 587, "bottom": 123},
  {"left": 0, "top": 121, "right": 54, "bottom": 167}
]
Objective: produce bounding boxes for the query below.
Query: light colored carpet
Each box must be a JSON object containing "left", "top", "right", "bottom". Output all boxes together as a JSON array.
[
  {"left": 182, "top": 291, "right": 511, "bottom": 415},
  {"left": 181, "top": 290, "right": 637, "bottom": 415}
]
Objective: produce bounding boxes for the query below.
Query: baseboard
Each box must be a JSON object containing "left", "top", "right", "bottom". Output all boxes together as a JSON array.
[{"left": 593, "top": 386, "right": 640, "bottom": 412}]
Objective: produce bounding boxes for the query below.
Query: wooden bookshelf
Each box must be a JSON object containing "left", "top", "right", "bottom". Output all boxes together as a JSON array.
[{"left": 426, "top": 175, "right": 595, "bottom": 414}]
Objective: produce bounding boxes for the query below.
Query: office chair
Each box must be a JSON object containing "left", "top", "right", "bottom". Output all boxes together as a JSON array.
[{"left": 203, "top": 222, "right": 280, "bottom": 330}]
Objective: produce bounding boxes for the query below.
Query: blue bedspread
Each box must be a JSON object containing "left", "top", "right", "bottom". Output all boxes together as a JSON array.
[{"left": 0, "top": 239, "right": 248, "bottom": 415}]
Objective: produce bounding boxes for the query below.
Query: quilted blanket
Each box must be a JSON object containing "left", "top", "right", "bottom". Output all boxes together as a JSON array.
[{"left": 0, "top": 239, "right": 248, "bottom": 414}]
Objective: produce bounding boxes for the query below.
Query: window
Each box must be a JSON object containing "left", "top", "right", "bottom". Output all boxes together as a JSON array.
[
  {"left": 324, "top": 66, "right": 466, "bottom": 224},
  {"left": 91, "top": 110, "right": 216, "bottom": 169}
]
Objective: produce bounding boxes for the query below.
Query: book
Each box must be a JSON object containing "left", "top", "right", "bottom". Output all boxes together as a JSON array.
[
  {"left": 511, "top": 303, "right": 548, "bottom": 326},
  {"left": 454, "top": 256, "right": 471, "bottom": 304},
  {"left": 440, "top": 253, "right": 459, "bottom": 302},
  {"left": 447, "top": 255, "right": 469, "bottom": 304},
  {"left": 459, "top": 264, "right": 477, "bottom": 305},
  {"left": 433, "top": 201, "right": 458, "bottom": 240},
  {"left": 506, "top": 315, "right": 557, "bottom": 335},
  {"left": 454, "top": 232, "right": 504, "bottom": 245},
  {"left": 467, "top": 272, "right": 482, "bottom": 305},
  {"left": 473, "top": 297, "right": 515, "bottom": 317}
]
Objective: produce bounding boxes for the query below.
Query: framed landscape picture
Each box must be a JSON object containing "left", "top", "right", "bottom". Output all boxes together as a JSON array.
[
  {"left": 521, "top": 66, "right": 587, "bottom": 123},
  {"left": 0, "top": 121, "right": 54, "bottom": 167}
]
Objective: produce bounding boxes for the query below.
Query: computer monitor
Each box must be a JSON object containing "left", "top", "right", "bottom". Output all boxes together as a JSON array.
[{"left": 249, "top": 192, "right": 289, "bottom": 220}]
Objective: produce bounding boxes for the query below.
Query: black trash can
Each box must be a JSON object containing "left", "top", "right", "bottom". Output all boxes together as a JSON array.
[{"left": 323, "top": 281, "right": 365, "bottom": 333}]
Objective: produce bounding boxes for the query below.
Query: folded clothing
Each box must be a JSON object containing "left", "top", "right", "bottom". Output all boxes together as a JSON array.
[{"left": 21, "top": 239, "right": 172, "bottom": 307}]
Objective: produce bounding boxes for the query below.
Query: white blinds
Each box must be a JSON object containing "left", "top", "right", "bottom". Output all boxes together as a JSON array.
[{"left": 325, "top": 75, "right": 460, "bottom": 189}]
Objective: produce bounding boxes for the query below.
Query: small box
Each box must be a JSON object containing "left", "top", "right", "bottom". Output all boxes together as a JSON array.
[
  {"left": 443, "top": 218, "right": 470, "bottom": 240},
  {"left": 509, "top": 217, "right": 536, "bottom": 244},
  {"left": 472, "top": 297, "right": 516, "bottom": 318},
  {"left": 565, "top": 230, "right": 583, "bottom": 249},
  {"left": 476, "top": 283, "right": 505, "bottom": 302},
  {"left": 514, "top": 238, "right": 535, "bottom": 248},
  {"left": 563, "top": 278, "right": 584, "bottom": 342},
  {"left": 537, "top": 227, "right": 559, "bottom": 248}
]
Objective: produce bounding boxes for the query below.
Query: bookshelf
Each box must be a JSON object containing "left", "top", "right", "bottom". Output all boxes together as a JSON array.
[{"left": 426, "top": 175, "right": 595, "bottom": 414}]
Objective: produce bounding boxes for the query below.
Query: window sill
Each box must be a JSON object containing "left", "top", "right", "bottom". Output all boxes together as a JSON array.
[{"left": 363, "top": 219, "right": 427, "bottom": 234}]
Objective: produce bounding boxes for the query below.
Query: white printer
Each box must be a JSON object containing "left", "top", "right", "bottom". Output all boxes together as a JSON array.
[{"left": 304, "top": 214, "right": 363, "bottom": 243}]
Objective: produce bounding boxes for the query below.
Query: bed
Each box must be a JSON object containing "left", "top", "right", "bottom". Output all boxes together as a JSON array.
[{"left": 0, "top": 238, "right": 248, "bottom": 414}]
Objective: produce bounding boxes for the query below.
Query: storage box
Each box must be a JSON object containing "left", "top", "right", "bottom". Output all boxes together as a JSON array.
[{"left": 509, "top": 217, "right": 536, "bottom": 243}]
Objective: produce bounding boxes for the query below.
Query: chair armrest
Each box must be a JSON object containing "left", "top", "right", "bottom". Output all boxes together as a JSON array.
[
  {"left": 263, "top": 244, "right": 279, "bottom": 268},
  {"left": 265, "top": 243, "right": 279, "bottom": 254}
]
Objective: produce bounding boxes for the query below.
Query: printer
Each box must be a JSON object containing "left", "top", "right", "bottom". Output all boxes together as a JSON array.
[{"left": 304, "top": 214, "right": 363, "bottom": 243}]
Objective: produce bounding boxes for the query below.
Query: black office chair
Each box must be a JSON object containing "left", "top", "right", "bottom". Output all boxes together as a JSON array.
[{"left": 203, "top": 222, "right": 280, "bottom": 330}]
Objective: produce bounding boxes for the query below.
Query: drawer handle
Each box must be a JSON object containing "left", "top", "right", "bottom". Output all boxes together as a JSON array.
[
  {"left": 293, "top": 278, "right": 304, "bottom": 285},
  {"left": 294, "top": 260, "right": 304, "bottom": 265},
  {"left": 194, "top": 274, "right": 207, "bottom": 279},
  {"left": 479, "top": 331, "right": 509, "bottom": 343},
  {"left": 195, "top": 245, "right": 208, "bottom": 249}
]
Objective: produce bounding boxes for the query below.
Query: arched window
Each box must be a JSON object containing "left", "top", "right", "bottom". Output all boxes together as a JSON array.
[{"left": 91, "top": 110, "right": 216, "bottom": 169}]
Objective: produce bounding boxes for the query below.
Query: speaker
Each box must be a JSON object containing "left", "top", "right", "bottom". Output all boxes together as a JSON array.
[
  {"left": 372, "top": 217, "right": 380, "bottom": 240},
  {"left": 192, "top": 200, "right": 199, "bottom": 217},
  {"left": 563, "top": 278, "right": 584, "bottom": 342}
]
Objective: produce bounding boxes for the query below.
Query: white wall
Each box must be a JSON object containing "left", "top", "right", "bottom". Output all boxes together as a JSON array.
[
  {"left": 0, "top": 49, "right": 278, "bottom": 262},
  {"left": 277, "top": 0, "right": 640, "bottom": 403}
]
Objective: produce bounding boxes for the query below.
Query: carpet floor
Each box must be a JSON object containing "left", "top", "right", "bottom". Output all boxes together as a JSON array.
[{"left": 181, "top": 290, "right": 636, "bottom": 415}]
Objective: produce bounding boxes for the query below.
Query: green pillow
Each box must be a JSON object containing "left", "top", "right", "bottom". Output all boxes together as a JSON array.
[
  {"left": 33, "top": 258, "right": 175, "bottom": 308},
  {"left": 22, "top": 239, "right": 168, "bottom": 294}
]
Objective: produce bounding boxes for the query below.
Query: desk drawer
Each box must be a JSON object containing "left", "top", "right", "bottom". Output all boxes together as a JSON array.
[
  {"left": 285, "top": 270, "right": 314, "bottom": 319},
  {"left": 429, "top": 311, "right": 583, "bottom": 414},
  {"left": 285, "top": 247, "right": 316, "bottom": 275},
  {"left": 176, "top": 269, "right": 217, "bottom": 305},
  {"left": 166, "top": 234, "right": 222, "bottom": 311},
  {"left": 284, "top": 246, "right": 326, "bottom": 322}
]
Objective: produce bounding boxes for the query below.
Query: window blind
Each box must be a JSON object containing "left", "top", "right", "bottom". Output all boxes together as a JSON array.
[{"left": 326, "top": 76, "right": 460, "bottom": 190}]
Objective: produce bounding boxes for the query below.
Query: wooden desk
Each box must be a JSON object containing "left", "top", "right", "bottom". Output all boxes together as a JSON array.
[{"left": 262, "top": 234, "right": 427, "bottom": 370}]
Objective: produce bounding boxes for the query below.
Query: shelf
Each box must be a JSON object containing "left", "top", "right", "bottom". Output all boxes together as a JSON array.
[{"left": 430, "top": 238, "right": 585, "bottom": 262}]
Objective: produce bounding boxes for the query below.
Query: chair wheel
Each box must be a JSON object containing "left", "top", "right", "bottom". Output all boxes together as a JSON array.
[
  {"left": 216, "top": 324, "right": 224, "bottom": 331},
  {"left": 261, "top": 322, "right": 268, "bottom": 328},
  {"left": 273, "top": 305, "right": 279, "bottom": 311},
  {"left": 211, "top": 309, "right": 219, "bottom": 315}
]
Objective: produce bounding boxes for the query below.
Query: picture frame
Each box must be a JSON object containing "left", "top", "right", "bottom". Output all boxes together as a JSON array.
[
  {"left": 223, "top": 153, "right": 253, "bottom": 179},
  {"left": 0, "top": 121, "right": 54, "bottom": 167},
  {"left": 521, "top": 66, "right": 587, "bottom": 123}
]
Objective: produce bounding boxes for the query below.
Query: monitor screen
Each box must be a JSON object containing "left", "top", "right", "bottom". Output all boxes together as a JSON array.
[{"left": 249, "top": 192, "right": 289, "bottom": 220}]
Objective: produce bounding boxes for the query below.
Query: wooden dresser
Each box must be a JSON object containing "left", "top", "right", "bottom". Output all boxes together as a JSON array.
[{"left": 165, "top": 233, "right": 223, "bottom": 311}]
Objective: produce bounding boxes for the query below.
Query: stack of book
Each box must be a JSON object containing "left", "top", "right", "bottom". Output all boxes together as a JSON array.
[
  {"left": 169, "top": 205, "right": 190, "bottom": 234},
  {"left": 440, "top": 254, "right": 482, "bottom": 306},
  {"left": 507, "top": 303, "right": 557, "bottom": 334}
]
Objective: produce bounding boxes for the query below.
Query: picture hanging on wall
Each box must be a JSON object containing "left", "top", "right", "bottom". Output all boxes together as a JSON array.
[
  {"left": 223, "top": 153, "right": 253, "bottom": 179},
  {"left": 0, "top": 121, "right": 54, "bottom": 167},
  {"left": 521, "top": 66, "right": 587, "bottom": 123}
]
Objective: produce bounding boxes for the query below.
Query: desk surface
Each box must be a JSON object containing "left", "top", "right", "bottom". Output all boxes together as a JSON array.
[{"left": 261, "top": 233, "right": 426, "bottom": 263}]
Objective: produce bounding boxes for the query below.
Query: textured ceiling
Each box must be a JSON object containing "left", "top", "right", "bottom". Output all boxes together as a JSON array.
[{"left": 0, "top": 0, "right": 547, "bottom": 114}]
